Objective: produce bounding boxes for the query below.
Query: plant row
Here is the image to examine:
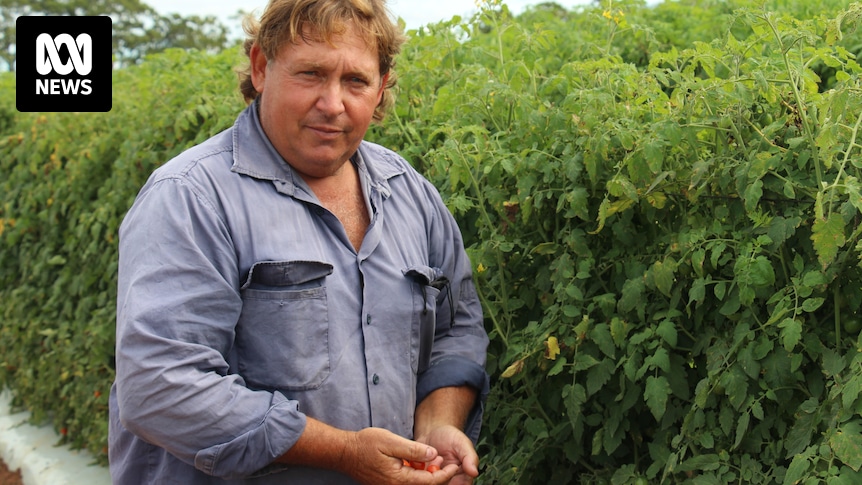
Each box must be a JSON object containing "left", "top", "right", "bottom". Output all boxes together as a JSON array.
[{"left": 1, "top": 1, "right": 861, "bottom": 483}]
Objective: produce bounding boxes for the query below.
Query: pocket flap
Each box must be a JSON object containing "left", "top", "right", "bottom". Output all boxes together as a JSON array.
[
  {"left": 403, "top": 265, "right": 442, "bottom": 286},
  {"left": 242, "top": 260, "right": 334, "bottom": 289}
]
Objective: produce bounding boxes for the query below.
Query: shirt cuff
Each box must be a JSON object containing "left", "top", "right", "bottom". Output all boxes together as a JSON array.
[
  {"left": 194, "top": 392, "right": 306, "bottom": 478},
  {"left": 416, "top": 355, "right": 489, "bottom": 444}
]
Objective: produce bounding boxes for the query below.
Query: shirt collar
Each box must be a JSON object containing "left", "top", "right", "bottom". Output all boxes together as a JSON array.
[{"left": 231, "top": 99, "right": 404, "bottom": 199}]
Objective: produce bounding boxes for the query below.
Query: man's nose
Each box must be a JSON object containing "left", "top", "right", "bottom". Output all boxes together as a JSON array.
[{"left": 316, "top": 81, "right": 346, "bottom": 115}]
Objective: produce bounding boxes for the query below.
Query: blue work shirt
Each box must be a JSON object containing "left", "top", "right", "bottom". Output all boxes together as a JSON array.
[{"left": 109, "top": 101, "right": 489, "bottom": 484}]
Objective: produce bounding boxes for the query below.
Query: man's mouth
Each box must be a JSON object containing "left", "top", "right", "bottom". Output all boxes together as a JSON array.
[{"left": 307, "top": 124, "right": 344, "bottom": 139}]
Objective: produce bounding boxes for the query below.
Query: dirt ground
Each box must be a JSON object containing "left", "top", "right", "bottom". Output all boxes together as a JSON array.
[{"left": 0, "top": 459, "right": 22, "bottom": 485}]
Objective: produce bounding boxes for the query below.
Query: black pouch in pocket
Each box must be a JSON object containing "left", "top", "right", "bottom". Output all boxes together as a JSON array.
[{"left": 404, "top": 266, "right": 452, "bottom": 373}]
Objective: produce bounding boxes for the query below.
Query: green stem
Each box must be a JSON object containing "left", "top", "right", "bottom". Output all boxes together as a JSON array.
[
  {"left": 834, "top": 282, "right": 841, "bottom": 348},
  {"left": 826, "top": 109, "right": 862, "bottom": 214},
  {"left": 763, "top": 11, "right": 823, "bottom": 189},
  {"left": 454, "top": 138, "right": 512, "bottom": 341}
]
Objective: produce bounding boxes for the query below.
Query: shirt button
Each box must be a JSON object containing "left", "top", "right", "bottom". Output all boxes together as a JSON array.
[
  {"left": 366, "top": 314, "right": 372, "bottom": 325},
  {"left": 372, "top": 374, "right": 380, "bottom": 385}
]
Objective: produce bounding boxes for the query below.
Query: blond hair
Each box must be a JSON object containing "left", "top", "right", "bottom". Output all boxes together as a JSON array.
[{"left": 237, "top": 0, "right": 405, "bottom": 122}]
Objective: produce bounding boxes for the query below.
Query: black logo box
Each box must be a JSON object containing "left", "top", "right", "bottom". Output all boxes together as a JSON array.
[{"left": 16, "top": 16, "right": 112, "bottom": 113}]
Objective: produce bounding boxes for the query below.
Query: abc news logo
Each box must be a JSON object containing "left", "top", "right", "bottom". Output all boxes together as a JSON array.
[{"left": 17, "top": 16, "right": 112, "bottom": 112}]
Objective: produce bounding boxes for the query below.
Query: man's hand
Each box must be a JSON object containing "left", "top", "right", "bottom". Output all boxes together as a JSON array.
[
  {"left": 341, "top": 427, "right": 460, "bottom": 485},
  {"left": 413, "top": 386, "right": 481, "bottom": 484},
  {"left": 415, "top": 424, "right": 479, "bottom": 485},
  {"left": 277, "top": 419, "right": 458, "bottom": 485},
  {"left": 277, "top": 384, "right": 480, "bottom": 484}
]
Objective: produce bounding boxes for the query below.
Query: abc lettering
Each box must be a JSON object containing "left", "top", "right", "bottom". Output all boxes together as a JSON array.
[{"left": 36, "top": 33, "right": 92, "bottom": 75}]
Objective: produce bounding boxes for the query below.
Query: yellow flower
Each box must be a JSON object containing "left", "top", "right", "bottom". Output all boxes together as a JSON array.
[
  {"left": 604, "top": 9, "right": 625, "bottom": 25},
  {"left": 477, "top": 263, "right": 487, "bottom": 273}
]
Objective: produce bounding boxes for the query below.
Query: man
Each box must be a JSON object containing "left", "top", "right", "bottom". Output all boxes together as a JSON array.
[{"left": 108, "top": 0, "right": 489, "bottom": 483}]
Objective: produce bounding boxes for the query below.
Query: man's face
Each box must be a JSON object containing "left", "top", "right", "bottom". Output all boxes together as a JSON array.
[{"left": 251, "top": 24, "right": 386, "bottom": 180}]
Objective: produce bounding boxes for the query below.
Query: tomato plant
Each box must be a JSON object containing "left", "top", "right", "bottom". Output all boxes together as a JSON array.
[
  {"left": 2, "top": 1, "right": 862, "bottom": 482},
  {"left": 371, "top": 0, "right": 862, "bottom": 483},
  {"left": 0, "top": 47, "right": 244, "bottom": 463}
]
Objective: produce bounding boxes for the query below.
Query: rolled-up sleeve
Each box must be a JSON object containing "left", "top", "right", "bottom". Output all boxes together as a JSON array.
[
  {"left": 116, "top": 174, "right": 305, "bottom": 478},
  {"left": 415, "top": 181, "right": 490, "bottom": 443}
]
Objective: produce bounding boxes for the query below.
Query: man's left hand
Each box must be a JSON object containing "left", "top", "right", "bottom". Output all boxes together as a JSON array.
[{"left": 416, "top": 424, "right": 479, "bottom": 485}]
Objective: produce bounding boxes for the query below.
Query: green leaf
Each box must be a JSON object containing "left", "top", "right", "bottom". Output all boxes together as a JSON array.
[
  {"left": 802, "top": 270, "right": 827, "bottom": 287},
  {"left": 678, "top": 454, "right": 721, "bottom": 472},
  {"left": 532, "top": 242, "right": 557, "bottom": 255},
  {"left": 767, "top": 216, "right": 800, "bottom": 247},
  {"left": 735, "top": 255, "right": 775, "bottom": 288},
  {"left": 751, "top": 400, "right": 764, "bottom": 421},
  {"left": 525, "top": 417, "right": 549, "bottom": 440},
  {"left": 649, "top": 347, "right": 671, "bottom": 374},
  {"left": 591, "top": 196, "right": 611, "bottom": 234},
  {"left": 645, "top": 375, "right": 671, "bottom": 421},
  {"left": 830, "top": 422, "right": 862, "bottom": 472},
  {"left": 844, "top": 376, "right": 862, "bottom": 410},
  {"left": 656, "top": 320, "right": 678, "bottom": 347},
  {"left": 744, "top": 179, "right": 763, "bottom": 212},
  {"left": 724, "top": 366, "right": 749, "bottom": 410},
  {"left": 802, "top": 297, "right": 825, "bottom": 312},
  {"left": 784, "top": 454, "right": 810, "bottom": 485},
  {"left": 822, "top": 348, "right": 847, "bottom": 377},
  {"left": 694, "top": 378, "right": 711, "bottom": 408},
  {"left": 446, "top": 194, "right": 475, "bottom": 214},
  {"left": 714, "top": 281, "right": 727, "bottom": 301},
  {"left": 586, "top": 358, "right": 614, "bottom": 396},
  {"left": 689, "top": 278, "right": 706, "bottom": 305},
  {"left": 653, "top": 258, "right": 676, "bottom": 297},
  {"left": 572, "top": 353, "right": 600, "bottom": 372},
  {"left": 547, "top": 356, "right": 567, "bottom": 377},
  {"left": 610, "top": 316, "right": 629, "bottom": 347},
  {"left": 733, "top": 411, "right": 751, "bottom": 450},
  {"left": 719, "top": 289, "right": 741, "bottom": 316},
  {"left": 689, "top": 249, "right": 706, "bottom": 278},
  {"left": 590, "top": 324, "right": 616, "bottom": 358},
  {"left": 785, "top": 418, "right": 815, "bottom": 458},
  {"left": 564, "top": 384, "right": 587, "bottom": 431},
  {"left": 645, "top": 140, "right": 664, "bottom": 172},
  {"left": 47, "top": 255, "right": 67, "bottom": 266},
  {"left": 811, "top": 212, "right": 846, "bottom": 268},
  {"left": 568, "top": 187, "right": 590, "bottom": 221},
  {"left": 778, "top": 317, "right": 803, "bottom": 352},
  {"left": 619, "top": 277, "right": 645, "bottom": 313}
]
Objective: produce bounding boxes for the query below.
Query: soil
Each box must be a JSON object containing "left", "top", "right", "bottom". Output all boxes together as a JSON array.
[{"left": 0, "top": 459, "right": 22, "bottom": 485}]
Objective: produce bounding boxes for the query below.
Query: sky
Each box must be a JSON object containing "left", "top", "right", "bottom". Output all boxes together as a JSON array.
[{"left": 143, "top": 0, "right": 604, "bottom": 34}]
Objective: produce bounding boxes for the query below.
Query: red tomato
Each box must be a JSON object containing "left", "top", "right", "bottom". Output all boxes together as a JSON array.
[{"left": 427, "top": 465, "right": 440, "bottom": 473}]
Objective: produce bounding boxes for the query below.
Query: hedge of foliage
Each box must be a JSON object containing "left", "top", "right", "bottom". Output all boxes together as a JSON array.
[
  {"left": 0, "top": 46, "right": 246, "bottom": 459},
  {"left": 2, "top": 1, "right": 862, "bottom": 483}
]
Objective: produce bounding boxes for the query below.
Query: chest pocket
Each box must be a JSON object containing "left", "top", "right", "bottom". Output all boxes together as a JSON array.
[{"left": 236, "top": 260, "right": 334, "bottom": 391}]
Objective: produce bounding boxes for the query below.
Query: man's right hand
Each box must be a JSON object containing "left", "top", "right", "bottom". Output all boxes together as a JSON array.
[
  {"left": 277, "top": 419, "right": 460, "bottom": 485},
  {"left": 342, "top": 427, "right": 459, "bottom": 484}
]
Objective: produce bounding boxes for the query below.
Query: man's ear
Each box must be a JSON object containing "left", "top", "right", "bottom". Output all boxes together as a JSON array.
[
  {"left": 377, "top": 72, "right": 389, "bottom": 102},
  {"left": 250, "top": 43, "right": 268, "bottom": 94}
]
